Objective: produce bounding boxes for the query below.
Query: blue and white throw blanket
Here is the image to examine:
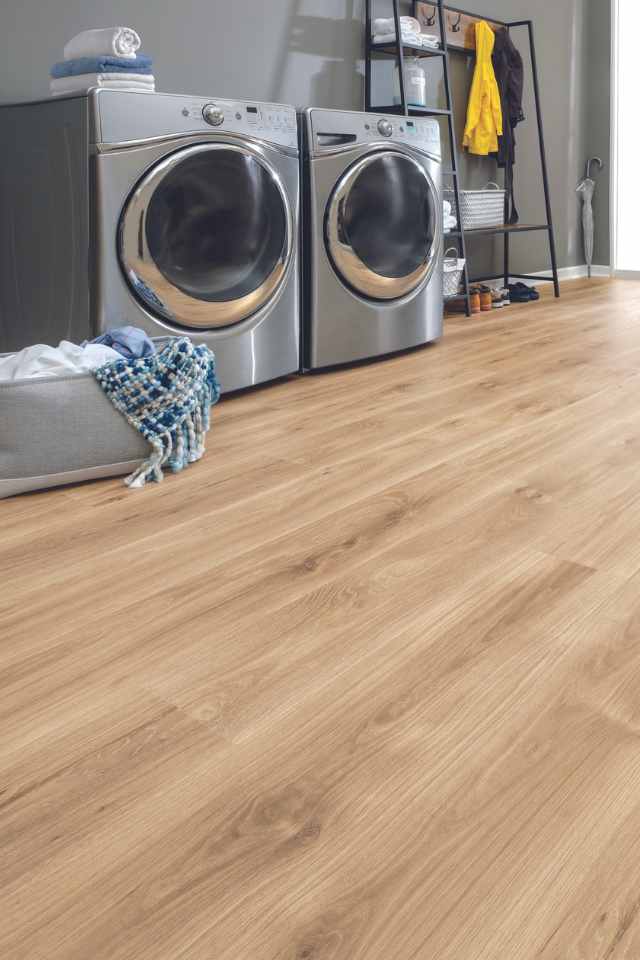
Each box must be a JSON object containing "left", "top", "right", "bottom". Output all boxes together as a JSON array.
[{"left": 94, "top": 337, "right": 221, "bottom": 489}]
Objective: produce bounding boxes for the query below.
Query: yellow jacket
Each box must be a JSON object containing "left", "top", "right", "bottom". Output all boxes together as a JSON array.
[{"left": 463, "top": 21, "right": 503, "bottom": 156}]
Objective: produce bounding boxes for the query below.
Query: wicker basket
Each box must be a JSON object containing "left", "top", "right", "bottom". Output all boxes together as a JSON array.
[
  {"left": 443, "top": 247, "right": 466, "bottom": 299},
  {"left": 444, "top": 182, "right": 506, "bottom": 230}
]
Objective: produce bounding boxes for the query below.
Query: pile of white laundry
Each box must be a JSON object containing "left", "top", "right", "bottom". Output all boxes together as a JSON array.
[
  {"left": 372, "top": 16, "right": 440, "bottom": 49},
  {"left": 443, "top": 200, "right": 457, "bottom": 233},
  {"left": 0, "top": 341, "right": 121, "bottom": 380}
]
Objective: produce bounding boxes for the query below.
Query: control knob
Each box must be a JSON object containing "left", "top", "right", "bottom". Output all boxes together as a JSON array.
[
  {"left": 203, "top": 103, "right": 225, "bottom": 127},
  {"left": 377, "top": 118, "right": 393, "bottom": 137}
]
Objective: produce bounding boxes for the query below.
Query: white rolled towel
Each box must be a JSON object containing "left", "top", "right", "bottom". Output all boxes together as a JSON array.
[
  {"left": 372, "top": 16, "right": 421, "bottom": 36},
  {"left": 443, "top": 200, "right": 452, "bottom": 216},
  {"left": 64, "top": 27, "right": 142, "bottom": 61}
]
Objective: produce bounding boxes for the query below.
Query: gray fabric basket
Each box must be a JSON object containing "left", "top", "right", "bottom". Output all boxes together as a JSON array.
[{"left": 0, "top": 346, "right": 162, "bottom": 500}]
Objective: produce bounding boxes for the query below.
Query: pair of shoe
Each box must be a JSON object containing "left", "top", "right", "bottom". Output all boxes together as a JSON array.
[
  {"left": 508, "top": 282, "right": 540, "bottom": 303},
  {"left": 445, "top": 292, "right": 480, "bottom": 314},
  {"left": 446, "top": 286, "right": 499, "bottom": 315},
  {"left": 468, "top": 286, "right": 493, "bottom": 313},
  {"left": 491, "top": 288, "right": 510, "bottom": 309},
  {"left": 446, "top": 288, "right": 483, "bottom": 314}
]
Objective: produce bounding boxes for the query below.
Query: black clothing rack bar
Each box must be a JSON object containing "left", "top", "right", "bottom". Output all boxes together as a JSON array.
[{"left": 364, "top": 0, "right": 560, "bottom": 316}]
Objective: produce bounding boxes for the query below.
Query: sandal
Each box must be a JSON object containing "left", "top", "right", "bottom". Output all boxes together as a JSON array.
[
  {"left": 508, "top": 283, "right": 534, "bottom": 303},
  {"left": 510, "top": 282, "right": 540, "bottom": 302},
  {"left": 514, "top": 281, "right": 541, "bottom": 301}
]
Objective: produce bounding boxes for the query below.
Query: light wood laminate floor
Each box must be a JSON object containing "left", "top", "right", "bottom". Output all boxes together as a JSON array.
[{"left": 4, "top": 279, "right": 640, "bottom": 959}]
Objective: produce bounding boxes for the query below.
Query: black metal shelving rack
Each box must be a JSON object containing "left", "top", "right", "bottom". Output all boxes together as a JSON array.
[{"left": 364, "top": 0, "right": 560, "bottom": 316}]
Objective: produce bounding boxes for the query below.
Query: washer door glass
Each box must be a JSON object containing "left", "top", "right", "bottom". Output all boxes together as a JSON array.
[
  {"left": 325, "top": 151, "right": 439, "bottom": 301},
  {"left": 119, "top": 143, "right": 292, "bottom": 329}
]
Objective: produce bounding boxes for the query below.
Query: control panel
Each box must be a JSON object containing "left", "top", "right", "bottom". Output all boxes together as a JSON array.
[
  {"left": 309, "top": 108, "right": 441, "bottom": 157},
  {"left": 95, "top": 91, "right": 299, "bottom": 151}
]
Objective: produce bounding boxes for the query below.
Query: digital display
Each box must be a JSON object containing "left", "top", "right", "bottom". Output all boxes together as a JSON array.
[
  {"left": 407, "top": 121, "right": 414, "bottom": 127},
  {"left": 246, "top": 106, "right": 258, "bottom": 114}
]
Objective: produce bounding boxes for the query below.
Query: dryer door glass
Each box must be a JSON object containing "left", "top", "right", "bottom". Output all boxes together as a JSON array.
[
  {"left": 119, "top": 144, "right": 292, "bottom": 329},
  {"left": 325, "top": 151, "right": 439, "bottom": 301}
]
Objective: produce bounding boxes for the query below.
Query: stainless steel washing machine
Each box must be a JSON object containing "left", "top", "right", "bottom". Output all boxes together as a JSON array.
[
  {"left": 98, "top": 91, "right": 301, "bottom": 393},
  {"left": 301, "top": 108, "right": 443, "bottom": 369},
  {"left": 0, "top": 90, "right": 300, "bottom": 394}
]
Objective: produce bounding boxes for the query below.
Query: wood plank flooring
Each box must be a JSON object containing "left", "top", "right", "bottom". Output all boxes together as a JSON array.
[{"left": 4, "top": 278, "right": 640, "bottom": 959}]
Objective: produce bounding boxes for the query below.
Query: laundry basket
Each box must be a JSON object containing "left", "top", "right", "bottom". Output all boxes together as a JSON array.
[
  {"left": 443, "top": 247, "right": 466, "bottom": 299},
  {"left": 444, "top": 182, "right": 506, "bottom": 230},
  {"left": 0, "top": 338, "right": 176, "bottom": 499}
]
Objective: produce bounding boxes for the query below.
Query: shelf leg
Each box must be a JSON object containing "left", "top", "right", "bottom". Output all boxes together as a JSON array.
[
  {"left": 504, "top": 231, "right": 510, "bottom": 291},
  {"left": 526, "top": 20, "right": 560, "bottom": 298},
  {"left": 392, "top": 0, "right": 408, "bottom": 116},
  {"left": 365, "top": 0, "right": 372, "bottom": 111},
  {"left": 435, "top": 0, "right": 471, "bottom": 316}
]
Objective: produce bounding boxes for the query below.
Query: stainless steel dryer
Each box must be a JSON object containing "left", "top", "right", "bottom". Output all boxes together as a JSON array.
[
  {"left": 301, "top": 108, "right": 443, "bottom": 369},
  {"left": 0, "top": 90, "right": 300, "bottom": 394}
]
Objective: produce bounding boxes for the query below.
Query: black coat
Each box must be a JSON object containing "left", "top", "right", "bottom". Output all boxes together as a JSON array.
[{"left": 492, "top": 27, "right": 525, "bottom": 169}]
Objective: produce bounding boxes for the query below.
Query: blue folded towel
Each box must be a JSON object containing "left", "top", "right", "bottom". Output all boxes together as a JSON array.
[{"left": 50, "top": 54, "right": 153, "bottom": 79}]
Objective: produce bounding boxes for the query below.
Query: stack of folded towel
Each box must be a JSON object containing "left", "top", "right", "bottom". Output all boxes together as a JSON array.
[
  {"left": 50, "top": 27, "right": 155, "bottom": 96},
  {"left": 443, "top": 200, "right": 457, "bottom": 233},
  {"left": 372, "top": 16, "right": 440, "bottom": 49}
]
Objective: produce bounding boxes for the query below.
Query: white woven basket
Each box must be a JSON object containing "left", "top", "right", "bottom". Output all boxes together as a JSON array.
[
  {"left": 444, "top": 182, "right": 506, "bottom": 229},
  {"left": 443, "top": 247, "right": 465, "bottom": 299}
]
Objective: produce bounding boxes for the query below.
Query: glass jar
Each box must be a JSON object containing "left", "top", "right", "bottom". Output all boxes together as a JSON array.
[{"left": 394, "top": 58, "right": 427, "bottom": 108}]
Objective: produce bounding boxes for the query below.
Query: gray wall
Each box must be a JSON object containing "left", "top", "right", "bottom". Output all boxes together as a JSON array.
[
  {"left": 439, "top": 0, "right": 593, "bottom": 274},
  {"left": 373, "top": 0, "right": 609, "bottom": 273},
  {"left": 0, "top": 1, "right": 367, "bottom": 109},
  {"left": 0, "top": 0, "right": 611, "bottom": 271}
]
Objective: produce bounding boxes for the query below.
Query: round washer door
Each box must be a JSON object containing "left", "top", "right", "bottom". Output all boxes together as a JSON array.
[
  {"left": 119, "top": 143, "right": 293, "bottom": 329},
  {"left": 325, "top": 150, "right": 440, "bottom": 301}
]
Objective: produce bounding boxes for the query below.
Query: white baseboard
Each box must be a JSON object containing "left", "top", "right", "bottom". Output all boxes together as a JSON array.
[{"left": 514, "top": 265, "right": 611, "bottom": 285}]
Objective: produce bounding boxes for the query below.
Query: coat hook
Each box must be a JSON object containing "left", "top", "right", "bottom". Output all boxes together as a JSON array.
[
  {"left": 425, "top": 5, "right": 437, "bottom": 26},
  {"left": 449, "top": 13, "right": 462, "bottom": 32}
]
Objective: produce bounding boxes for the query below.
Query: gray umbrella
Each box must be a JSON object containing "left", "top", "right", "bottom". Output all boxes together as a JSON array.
[{"left": 576, "top": 158, "right": 604, "bottom": 278}]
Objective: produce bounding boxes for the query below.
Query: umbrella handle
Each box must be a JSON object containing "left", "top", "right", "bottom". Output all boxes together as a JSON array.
[{"left": 586, "top": 157, "right": 604, "bottom": 180}]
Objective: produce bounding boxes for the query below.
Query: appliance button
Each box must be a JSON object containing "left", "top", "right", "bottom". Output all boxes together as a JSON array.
[
  {"left": 378, "top": 118, "right": 393, "bottom": 137},
  {"left": 202, "top": 103, "right": 225, "bottom": 126}
]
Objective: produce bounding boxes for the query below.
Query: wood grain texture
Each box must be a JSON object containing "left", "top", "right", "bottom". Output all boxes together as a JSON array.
[{"left": 3, "top": 278, "right": 640, "bottom": 959}]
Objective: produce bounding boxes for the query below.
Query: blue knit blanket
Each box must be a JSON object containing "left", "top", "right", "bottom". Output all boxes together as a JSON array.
[{"left": 94, "top": 337, "right": 221, "bottom": 489}]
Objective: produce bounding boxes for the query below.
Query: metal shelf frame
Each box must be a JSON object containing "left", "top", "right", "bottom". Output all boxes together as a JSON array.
[{"left": 364, "top": 0, "right": 560, "bottom": 316}]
